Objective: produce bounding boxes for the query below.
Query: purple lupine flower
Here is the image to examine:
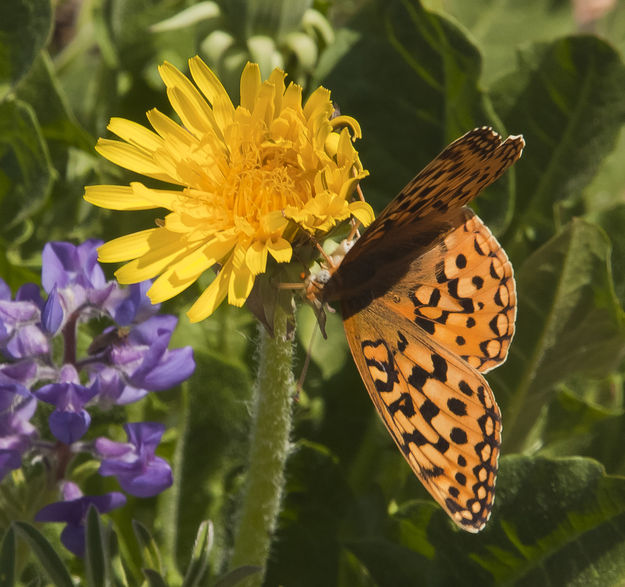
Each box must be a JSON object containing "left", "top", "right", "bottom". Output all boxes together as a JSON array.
[
  {"left": 87, "top": 314, "right": 195, "bottom": 406},
  {"left": 0, "top": 396, "right": 37, "bottom": 480},
  {"left": 35, "top": 482, "right": 126, "bottom": 556},
  {"left": 96, "top": 422, "right": 172, "bottom": 497},
  {"left": 0, "top": 280, "right": 49, "bottom": 359},
  {"left": 34, "top": 365, "right": 97, "bottom": 444},
  {"left": 40, "top": 241, "right": 117, "bottom": 333}
]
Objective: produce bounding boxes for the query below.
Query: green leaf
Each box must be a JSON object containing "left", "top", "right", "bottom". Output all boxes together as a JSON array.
[
  {"left": 493, "top": 36, "right": 625, "bottom": 261},
  {"left": 107, "top": 528, "right": 130, "bottom": 587},
  {"left": 488, "top": 219, "right": 625, "bottom": 450},
  {"left": 427, "top": 0, "right": 575, "bottom": 84},
  {"left": 0, "top": 0, "right": 51, "bottom": 94},
  {"left": 297, "top": 304, "right": 349, "bottom": 380},
  {"left": 149, "top": 2, "right": 221, "bottom": 33},
  {"left": 213, "top": 565, "right": 262, "bottom": 587},
  {"left": 589, "top": 202, "right": 625, "bottom": 304},
  {"left": 348, "top": 456, "right": 625, "bottom": 586},
  {"left": 12, "top": 521, "right": 74, "bottom": 587},
  {"left": 132, "top": 520, "right": 163, "bottom": 575},
  {"left": 476, "top": 456, "right": 625, "bottom": 585},
  {"left": 85, "top": 506, "right": 108, "bottom": 587},
  {"left": 181, "top": 521, "right": 213, "bottom": 587},
  {"left": 0, "top": 99, "right": 53, "bottom": 229},
  {"left": 15, "top": 52, "right": 94, "bottom": 150},
  {"left": 142, "top": 568, "right": 168, "bottom": 587},
  {"left": 0, "top": 527, "right": 15, "bottom": 587}
]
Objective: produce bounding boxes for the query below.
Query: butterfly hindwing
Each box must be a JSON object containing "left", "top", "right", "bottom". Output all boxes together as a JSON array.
[
  {"left": 342, "top": 302, "right": 501, "bottom": 532},
  {"left": 387, "top": 208, "right": 516, "bottom": 373}
]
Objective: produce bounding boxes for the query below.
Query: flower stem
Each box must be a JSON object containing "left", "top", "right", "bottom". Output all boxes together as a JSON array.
[{"left": 229, "top": 308, "right": 295, "bottom": 585}]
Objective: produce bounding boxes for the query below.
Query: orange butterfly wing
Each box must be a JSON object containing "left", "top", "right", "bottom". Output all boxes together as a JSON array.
[{"left": 320, "top": 127, "right": 524, "bottom": 531}]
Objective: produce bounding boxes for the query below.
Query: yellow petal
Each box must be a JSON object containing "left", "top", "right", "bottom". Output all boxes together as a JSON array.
[
  {"left": 245, "top": 241, "right": 268, "bottom": 275},
  {"left": 330, "top": 115, "right": 362, "bottom": 140},
  {"left": 303, "top": 86, "right": 331, "bottom": 121},
  {"left": 283, "top": 82, "right": 303, "bottom": 113},
  {"left": 107, "top": 118, "right": 164, "bottom": 152},
  {"left": 189, "top": 56, "right": 235, "bottom": 130},
  {"left": 114, "top": 230, "right": 190, "bottom": 283},
  {"left": 228, "top": 265, "right": 254, "bottom": 307},
  {"left": 158, "top": 61, "right": 222, "bottom": 138},
  {"left": 349, "top": 201, "right": 375, "bottom": 227},
  {"left": 98, "top": 229, "right": 157, "bottom": 262},
  {"left": 240, "top": 62, "right": 261, "bottom": 112},
  {"left": 130, "top": 182, "right": 180, "bottom": 211},
  {"left": 146, "top": 109, "right": 196, "bottom": 150},
  {"left": 267, "top": 68, "right": 286, "bottom": 112},
  {"left": 174, "top": 235, "right": 237, "bottom": 279},
  {"left": 147, "top": 265, "right": 200, "bottom": 303},
  {"left": 267, "top": 238, "right": 292, "bottom": 263},
  {"left": 95, "top": 139, "right": 177, "bottom": 183},
  {"left": 187, "top": 266, "right": 230, "bottom": 322},
  {"left": 84, "top": 185, "right": 156, "bottom": 211}
]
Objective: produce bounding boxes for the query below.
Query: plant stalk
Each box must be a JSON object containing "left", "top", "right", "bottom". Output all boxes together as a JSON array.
[{"left": 229, "top": 308, "right": 295, "bottom": 585}]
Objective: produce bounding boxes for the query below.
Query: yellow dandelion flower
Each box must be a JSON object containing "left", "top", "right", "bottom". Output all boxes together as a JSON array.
[{"left": 85, "top": 57, "right": 372, "bottom": 322}]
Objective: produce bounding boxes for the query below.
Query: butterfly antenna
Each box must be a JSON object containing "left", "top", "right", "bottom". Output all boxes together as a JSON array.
[{"left": 296, "top": 322, "right": 319, "bottom": 398}]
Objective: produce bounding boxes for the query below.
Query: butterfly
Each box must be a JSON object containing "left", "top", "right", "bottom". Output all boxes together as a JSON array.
[{"left": 307, "top": 127, "right": 525, "bottom": 532}]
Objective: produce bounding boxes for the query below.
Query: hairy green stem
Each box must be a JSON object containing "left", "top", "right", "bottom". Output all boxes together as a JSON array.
[{"left": 229, "top": 308, "right": 295, "bottom": 585}]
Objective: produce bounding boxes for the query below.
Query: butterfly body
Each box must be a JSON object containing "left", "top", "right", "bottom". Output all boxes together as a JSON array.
[{"left": 311, "top": 127, "right": 524, "bottom": 532}]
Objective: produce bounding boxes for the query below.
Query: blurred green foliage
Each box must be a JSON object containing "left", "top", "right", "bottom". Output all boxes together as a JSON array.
[{"left": 3, "top": 0, "right": 625, "bottom": 584}]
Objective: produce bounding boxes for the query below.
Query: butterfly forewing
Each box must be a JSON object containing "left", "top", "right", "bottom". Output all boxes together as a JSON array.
[
  {"left": 333, "top": 127, "right": 525, "bottom": 270},
  {"left": 342, "top": 303, "right": 501, "bottom": 532}
]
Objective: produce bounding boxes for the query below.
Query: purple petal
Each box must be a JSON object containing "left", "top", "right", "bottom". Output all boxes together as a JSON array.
[
  {"left": 76, "top": 240, "right": 106, "bottom": 288},
  {"left": 112, "top": 281, "right": 160, "bottom": 326},
  {"left": 89, "top": 366, "right": 148, "bottom": 406},
  {"left": 42, "top": 286, "right": 64, "bottom": 334},
  {"left": 60, "top": 524, "right": 85, "bottom": 557},
  {"left": 1, "top": 360, "right": 37, "bottom": 382},
  {"left": 42, "top": 241, "right": 105, "bottom": 292},
  {"left": 35, "top": 500, "right": 83, "bottom": 525},
  {"left": 117, "top": 457, "right": 172, "bottom": 497},
  {"left": 98, "top": 458, "right": 140, "bottom": 477},
  {"left": 129, "top": 315, "right": 177, "bottom": 347},
  {"left": 4, "top": 324, "right": 49, "bottom": 359},
  {"left": 125, "top": 422, "right": 164, "bottom": 453},
  {"left": 42, "top": 242, "right": 76, "bottom": 291},
  {"left": 0, "top": 449, "right": 22, "bottom": 481},
  {"left": 62, "top": 481, "right": 83, "bottom": 501},
  {"left": 134, "top": 347, "right": 195, "bottom": 391},
  {"left": 0, "top": 279, "right": 10, "bottom": 301},
  {"left": 35, "top": 382, "right": 97, "bottom": 410},
  {"left": 49, "top": 409, "right": 91, "bottom": 444},
  {"left": 16, "top": 283, "right": 44, "bottom": 309},
  {"left": 0, "top": 299, "right": 39, "bottom": 324},
  {"left": 94, "top": 437, "right": 132, "bottom": 459},
  {"left": 114, "top": 383, "right": 148, "bottom": 405},
  {"left": 36, "top": 490, "right": 126, "bottom": 557},
  {"left": 0, "top": 373, "right": 31, "bottom": 410},
  {"left": 86, "top": 491, "right": 127, "bottom": 514}
]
